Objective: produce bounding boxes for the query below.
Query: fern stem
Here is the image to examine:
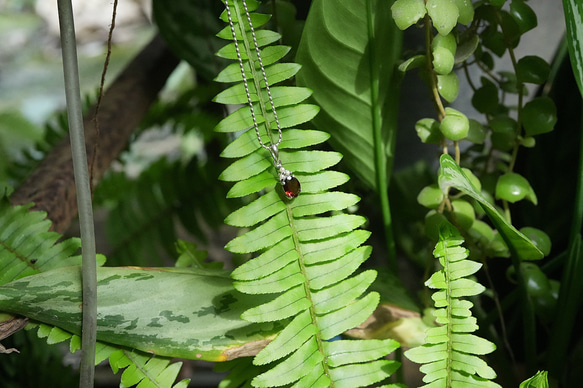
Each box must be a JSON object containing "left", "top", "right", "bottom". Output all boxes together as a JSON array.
[
  {"left": 285, "top": 204, "right": 333, "bottom": 386},
  {"left": 57, "top": 1, "right": 97, "bottom": 386},
  {"left": 233, "top": 0, "right": 277, "bottom": 147}
]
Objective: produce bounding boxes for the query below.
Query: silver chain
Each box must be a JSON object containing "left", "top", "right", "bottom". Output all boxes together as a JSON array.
[
  {"left": 224, "top": 0, "right": 282, "bottom": 160},
  {"left": 223, "top": 0, "right": 300, "bottom": 198}
]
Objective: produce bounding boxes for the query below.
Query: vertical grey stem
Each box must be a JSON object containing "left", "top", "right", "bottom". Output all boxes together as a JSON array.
[{"left": 56, "top": 1, "right": 97, "bottom": 386}]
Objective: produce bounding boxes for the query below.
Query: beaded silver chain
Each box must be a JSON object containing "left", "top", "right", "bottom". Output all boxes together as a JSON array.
[{"left": 223, "top": 0, "right": 300, "bottom": 198}]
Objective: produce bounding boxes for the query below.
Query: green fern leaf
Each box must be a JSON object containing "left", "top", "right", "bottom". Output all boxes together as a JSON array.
[
  {"left": 0, "top": 198, "right": 82, "bottom": 286},
  {"left": 214, "top": 1, "right": 400, "bottom": 386},
  {"left": 98, "top": 157, "right": 229, "bottom": 266},
  {"left": 405, "top": 221, "right": 501, "bottom": 388}
]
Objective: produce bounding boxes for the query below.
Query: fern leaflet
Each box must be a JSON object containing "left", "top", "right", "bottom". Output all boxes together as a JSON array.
[
  {"left": 215, "top": 1, "right": 400, "bottom": 386},
  {"left": 0, "top": 200, "right": 189, "bottom": 387},
  {"left": 405, "top": 221, "right": 501, "bottom": 388}
]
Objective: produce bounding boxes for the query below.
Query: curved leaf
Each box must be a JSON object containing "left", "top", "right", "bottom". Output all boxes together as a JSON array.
[
  {"left": 296, "top": 0, "right": 402, "bottom": 189},
  {"left": 438, "top": 154, "right": 543, "bottom": 261}
]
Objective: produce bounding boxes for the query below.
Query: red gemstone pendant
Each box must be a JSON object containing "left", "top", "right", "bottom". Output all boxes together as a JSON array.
[{"left": 283, "top": 176, "right": 301, "bottom": 199}]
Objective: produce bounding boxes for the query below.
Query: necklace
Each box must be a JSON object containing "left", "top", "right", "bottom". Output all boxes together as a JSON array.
[{"left": 224, "top": 0, "right": 301, "bottom": 199}]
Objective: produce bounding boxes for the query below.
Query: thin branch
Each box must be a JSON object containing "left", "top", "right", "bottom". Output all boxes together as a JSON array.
[{"left": 56, "top": 1, "right": 97, "bottom": 386}]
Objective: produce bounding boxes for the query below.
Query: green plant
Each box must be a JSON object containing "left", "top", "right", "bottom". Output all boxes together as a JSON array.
[{"left": 1, "top": 0, "right": 583, "bottom": 387}]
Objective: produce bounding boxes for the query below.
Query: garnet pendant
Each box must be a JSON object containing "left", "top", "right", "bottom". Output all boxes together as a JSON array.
[{"left": 283, "top": 176, "right": 301, "bottom": 199}]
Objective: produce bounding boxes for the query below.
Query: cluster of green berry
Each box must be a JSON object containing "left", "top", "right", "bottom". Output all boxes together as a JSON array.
[{"left": 391, "top": 0, "right": 558, "bottom": 319}]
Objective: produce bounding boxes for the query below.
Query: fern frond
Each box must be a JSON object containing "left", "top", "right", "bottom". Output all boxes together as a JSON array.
[
  {"left": 405, "top": 221, "right": 501, "bottom": 388},
  {"left": 96, "top": 157, "right": 230, "bottom": 266},
  {"left": 27, "top": 322, "right": 189, "bottom": 388},
  {"left": 214, "top": 1, "right": 399, "bottom": 386},
  {"left": 0, "top": 197, "right": 82, "bottom": 286},
  {"left": 0, "top": 200, "right": 190, "bottom": 387}
]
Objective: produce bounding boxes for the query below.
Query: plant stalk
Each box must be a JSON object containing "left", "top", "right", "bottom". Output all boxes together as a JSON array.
[{"left": 57, "top": 1, "right": 97, "bottom": 386}]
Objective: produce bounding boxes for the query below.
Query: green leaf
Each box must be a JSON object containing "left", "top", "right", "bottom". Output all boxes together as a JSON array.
[
  {"left": 516, "top": 56, "right": 550, "bottom": 84},
  {"left": 520, "top": 370, "right": 549, "bottom": 388},
  {"left": 521, "top": 96, "right": 557, "bottom": 136},
  {"left": 563, "top": 0, "right": 583, "bottom": 97},
  {"left": 438, "top": 154, "right": 543, "bottom": 260},
  {"left": 324, "top": 339, "right": 400, "bottom": 367},
  {"left": 510, "top": 0, "right": 537, "bottom": 34},
  {"left": 0, "top": 266, "right": 282, "bottom": 361},
  {"left": 214, "top": 64, "right": 302, "bottom": 104},
  {"left": 328, "top": 359, "right": 400, "bottom": 388},
  {"left": 254, "top": 310, "right": 317, "bottom": 365},
  {"left": 391, "top": 0, "right": 427, "bottom": 30},
  {"left": 294, "top": 214, "right": 366, "bottom": 241},
  {"left": 296, "top": 0, "right": 401, "bottom": 190},
  {"left": 405, "top": 222, "right": 501, "bottom": 387},
  {"left": 214, "top": 2, "right": 399, "bottom": 385},
  {"left": 426, "top": 0, "right": 459, "bottom": 36},
  {"left": 251, "top": 337, "right": 324, "bottom": 387},
  {"left": 242, "top": 285, "right": 311, "bottom": 322},
  {"left": 495, "top": 172, "right": 538, "bottom": 204}
]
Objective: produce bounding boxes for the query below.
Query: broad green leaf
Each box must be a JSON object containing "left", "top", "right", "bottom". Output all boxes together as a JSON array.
[
  {"left": 563, "top": 0, "right": 583, "bottom": 97},
  {"left": 0, "top": 266, "right": 281, "bottom": 361},
  {"left": 438, "top": 154, "right": 543, "bottom": 260},
  {"left": 296, "top": 0, "right": 402, "bottom": 190}
]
